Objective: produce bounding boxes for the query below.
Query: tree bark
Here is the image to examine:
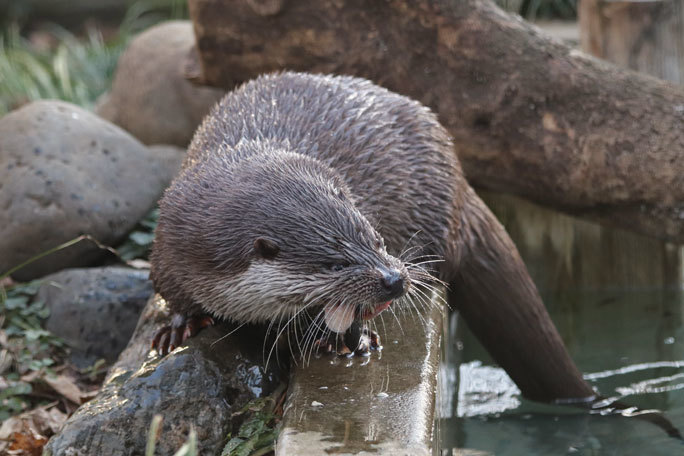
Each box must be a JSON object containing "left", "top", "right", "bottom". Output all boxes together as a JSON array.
[
  {"left": 579, "top": 0, "right": 684, "bottom": 84},
  {"left": 188, "top": 0, "right": 684, "bottom": 244}
]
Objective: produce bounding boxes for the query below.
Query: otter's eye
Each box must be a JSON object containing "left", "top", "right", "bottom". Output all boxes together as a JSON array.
[
  {"left": 374, "top": 239, "right": 383, "bottom": 250},
  {"left": 254, "top": 237, "right": 280, "bottom": 259}
]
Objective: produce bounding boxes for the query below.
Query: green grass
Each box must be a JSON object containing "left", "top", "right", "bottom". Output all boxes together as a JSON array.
[
  {"left": 0, "top": 0, "right": 188, "bottom": 116},
  {"left": 0, "top": 24, "right": 117, "bottom": 115}
]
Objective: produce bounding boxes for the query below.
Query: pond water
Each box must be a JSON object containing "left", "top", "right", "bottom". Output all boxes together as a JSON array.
[{"left": 438, "top": 192, "right": 684, "bottom": 456}]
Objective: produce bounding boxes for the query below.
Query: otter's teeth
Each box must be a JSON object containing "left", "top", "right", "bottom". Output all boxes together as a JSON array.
[{"left": 323, "top": 303, "right": 355, "bottom": 333}]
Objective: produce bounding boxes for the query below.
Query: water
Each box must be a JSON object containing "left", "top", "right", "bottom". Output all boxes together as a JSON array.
[{"left": 438, "top": 192, "right": 684, "bottom": 456}]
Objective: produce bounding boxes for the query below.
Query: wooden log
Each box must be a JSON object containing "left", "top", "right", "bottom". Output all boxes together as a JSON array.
[
  {"left": 187, "top": 0, "right": 684, "bottom": 243},
  {"left": 579, "top": 0, "right": 684, "bottom": 84}
]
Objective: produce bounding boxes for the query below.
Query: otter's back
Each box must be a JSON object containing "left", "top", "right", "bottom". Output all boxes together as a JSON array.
[{"left": 187, "top": 72, "right": 464, "bottom": 261}]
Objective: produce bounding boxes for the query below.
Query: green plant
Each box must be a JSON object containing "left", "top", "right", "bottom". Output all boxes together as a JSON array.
[
  {"left": 117, "top": 207, "right": 159, "bottom": 261},
  {"left": 0, "top": 0, "right": 189, "bottom": 116},
  {"left": 0, "top": 280, "right": 65, "bottom": 421},
  {"left": 221, "top": 383, "right": 287, "bottom": 456},
  {"left": 0, "top": 24, "right": 120, "bottom": 115},
  {"left": 221, "top": 413, "right": 278, "bottom": 456},
  {"left": 0, "top": 232, "right": 144, "bottom": 422}
]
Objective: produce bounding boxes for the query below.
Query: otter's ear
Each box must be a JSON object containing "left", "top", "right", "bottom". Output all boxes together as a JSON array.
[{"left": 253, "top": 238, "right": 280, "bottom": 259}]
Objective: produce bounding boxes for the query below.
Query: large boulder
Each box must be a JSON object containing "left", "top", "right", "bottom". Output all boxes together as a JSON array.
[
  {"left": 0, "top": 100, "right": 184, "bottom": 281},
  {"left": 96, "top": 21, "right": 225, "bottom": 146},
  {"left": 37, "top": 266, "right": 154, "bottom": 367}
]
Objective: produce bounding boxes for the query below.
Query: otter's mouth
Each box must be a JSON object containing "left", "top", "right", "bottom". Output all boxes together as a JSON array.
[
  {"left": 359, "top": 301, "right": 392, "bottom": 320},
  {"left": 323, "top": 301, "right": 392, "bottom": 334}
]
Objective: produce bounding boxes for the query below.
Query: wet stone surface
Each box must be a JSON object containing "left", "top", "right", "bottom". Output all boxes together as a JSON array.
[
  {"left": 276, "top": 296, "right": 444, "bottom": 456},
  {"left": 38, "top": 266, "right": 154, "bottom": 368},
  {"left": 44, "top": 295, "right": 284, "bottom": 455}
]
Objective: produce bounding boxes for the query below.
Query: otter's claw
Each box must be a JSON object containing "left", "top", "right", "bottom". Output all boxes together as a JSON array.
[
  {"left": 315, "top": 323, "right": 382, "bottom": 357},
  {"left": 352, "top": 326, "right": 382, "bottom": 355},
  {"left": 152, "top": 313, "right": 215, "bottom": 356}
]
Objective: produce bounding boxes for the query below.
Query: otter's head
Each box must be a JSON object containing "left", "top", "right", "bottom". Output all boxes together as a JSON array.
[{"left": 176, "top": 144, "right": 410, "bottom": 338}]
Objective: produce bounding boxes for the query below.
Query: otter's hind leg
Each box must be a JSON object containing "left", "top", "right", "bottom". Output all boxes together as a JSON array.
[
  {"left": 444, "top": 188, "right": 594, "bottom": 403},
  {"left": 152, "top": 313, "right": 215, "bottom": 356}
]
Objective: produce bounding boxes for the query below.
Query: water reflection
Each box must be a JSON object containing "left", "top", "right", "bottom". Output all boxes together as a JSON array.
[{"left": 439, "top": 191, "right": 684, "bottom": 455}]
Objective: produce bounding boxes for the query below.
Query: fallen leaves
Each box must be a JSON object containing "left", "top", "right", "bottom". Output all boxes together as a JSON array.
[
  {"left": 1, "top": 280, "right": 104, "bottom": 454},
  {"left": 43, "top": 373, "right": 85, "bottom": 405},
  {"left": 0, "top": 403, "right": 67, "bottom": 456},
  {"left": 0, "top": 370, "right": 95, "bottom": 455}
]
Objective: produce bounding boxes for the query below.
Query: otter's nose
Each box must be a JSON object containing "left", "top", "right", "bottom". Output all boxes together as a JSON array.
[{"left": 380, "top": 269, "right": 405, "bottom": 300}]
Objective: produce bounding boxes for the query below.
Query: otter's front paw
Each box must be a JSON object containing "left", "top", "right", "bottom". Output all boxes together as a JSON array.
[
  {"left": 315, "top": 323, "right": 382, "bottom": 357},
  {"left": 346, "top": 325, "right": 382, "bottom": 355},
  {"left": 151, "top": 313, "right": 215, "bottom": 356}
]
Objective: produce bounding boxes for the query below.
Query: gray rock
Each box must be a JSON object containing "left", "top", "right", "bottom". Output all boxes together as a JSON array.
[
  {"left": 0, "top": 100, "right": 184, "bottom": 281},
  {"left": 148, "top": 144, "right": 187, "bottom": 157},
  {"left": 96, "top": 21, "right": 225, "bottom": 146},
  {"left": 44, "top": 295, "right": 284, "bottom": 455},
  {"left": 38, "top": 267, "right": 153, "bottom": 368}
]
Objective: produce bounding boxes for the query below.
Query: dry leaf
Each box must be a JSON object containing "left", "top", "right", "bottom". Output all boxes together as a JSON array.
[
  {"left": 127, "top": 259, "right": 151, "bottom": 269},
  {"left": 0, "top": 347, "right": 10, "bottom": 374},
  {"left": 8, "top": 431, "right": 47, "bottom": 456},
  {"left": 80, "top": 388, "right": 101, "bottom": 402},
  {"left": 0, "top": 415, "right": 23, "bottom": 441},
  {"left": 43, "top": 407, "right": 68, "bottom": 434},
  {"left": 0, "top": 405, "right": 67, "bottom": 456},
  {"left": 44, "top": 374, "right": 84, "bottom": 405},
  {"left": 19, "top": 370, "right": 42, "bottom": 383}
]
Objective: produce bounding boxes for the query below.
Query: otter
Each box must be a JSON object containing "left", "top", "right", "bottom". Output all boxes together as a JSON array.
[{"left": 150, "top": 72, "right": 595, "bottom": 403}]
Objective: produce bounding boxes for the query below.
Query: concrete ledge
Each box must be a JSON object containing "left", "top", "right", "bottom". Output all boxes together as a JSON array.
[{"left": 276, "top": 292, "right": 445, "bottom": 455}]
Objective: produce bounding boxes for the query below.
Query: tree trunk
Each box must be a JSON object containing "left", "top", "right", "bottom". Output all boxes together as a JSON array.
[
  {"left": 188, "top": 0, "right": 684, "bottom": 244},
  {"left": 579, "top": 0, "right": 684, "bottom": 84}
]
